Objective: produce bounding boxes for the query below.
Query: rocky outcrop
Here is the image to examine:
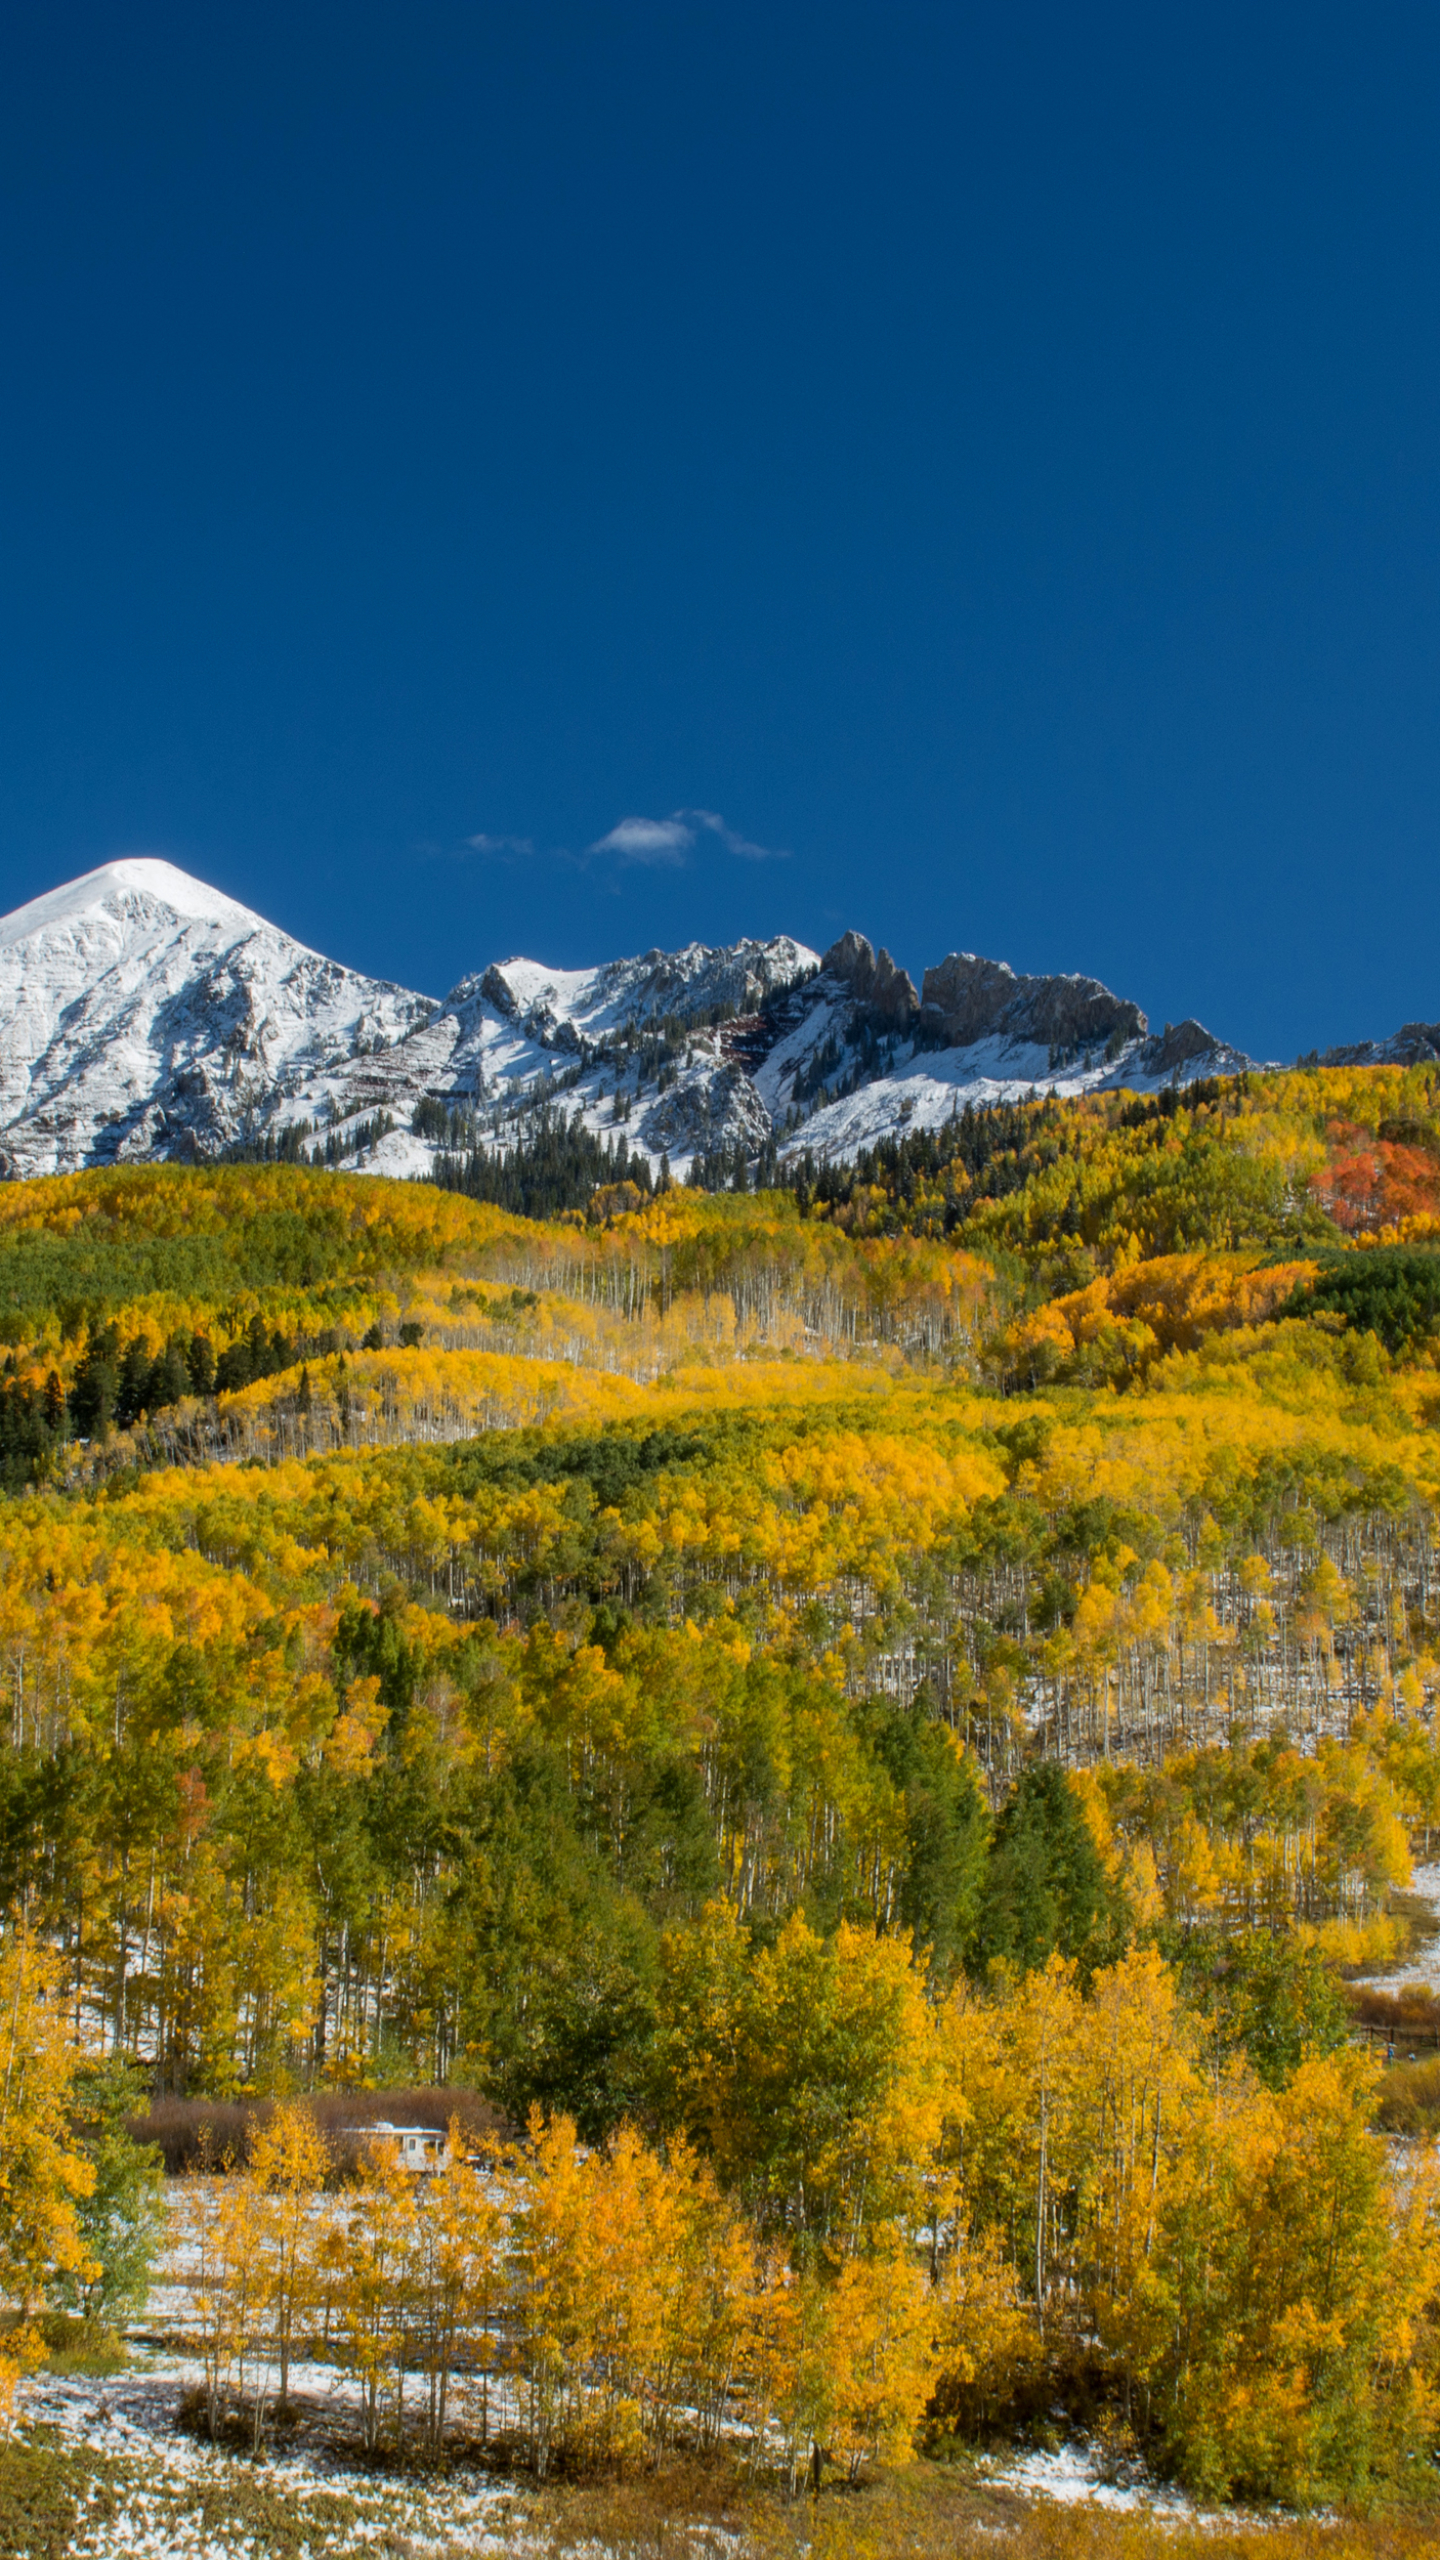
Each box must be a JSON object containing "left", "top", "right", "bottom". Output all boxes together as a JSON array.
[
  {"left": 1319, "top": 1022, "right": 1440, "bottom": 1068},
  {"left": 920, "top": 951, "right": 1147, "bottom": 1052},
  {"left": 476, "top": 963, "right": 519, "bottom": 1019},
  {"left": 820, "top": 932, "right": 919, "bottom": 1023},
  {"left": 1144, "top": 1019, "right": 1227, "bottom": 1073},
  {"left": 636, "top": 1054, "right": 772, "bottom": 1161},
  {"left": 459, "top": 937, "right": 817, "bottom": 1046}
]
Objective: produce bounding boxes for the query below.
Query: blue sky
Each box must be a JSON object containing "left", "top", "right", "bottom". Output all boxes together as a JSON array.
[{"left": 1, "top": 3, "right": 1438, "bottom": 1058}]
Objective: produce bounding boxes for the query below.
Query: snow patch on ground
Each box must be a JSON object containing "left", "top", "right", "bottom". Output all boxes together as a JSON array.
[
  {"left": 977, "top": 2442, "right": 1200, "bottom": 2518},
  {"left": 17, "top": 2352, "right": 1257, "bottom": 2556},
  {"left": 1352, "top": 1860, "right": 1440, "bottom": 1995}
]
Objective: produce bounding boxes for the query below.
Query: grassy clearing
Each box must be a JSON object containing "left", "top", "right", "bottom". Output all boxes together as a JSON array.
[
  {"left": 0, "top": 2435, "right": 123, "bottom": 2560},
  {"left": 427, "top": 2460, "right": 1440, "bottom": 2559},
  {"left": 1374, "top": 2054, "right": 1440, "bottom": 2135}
]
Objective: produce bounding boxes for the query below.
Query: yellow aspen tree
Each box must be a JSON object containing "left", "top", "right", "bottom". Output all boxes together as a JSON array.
[
  {"left": 826, "top": 2246, "right": 937, "bottom": 2480},
  {"left": 0, "top": 1932, "right": 95, "bottom": 2319},
  {"left": 932, "top": 1976, "right": 1006, "bottom": 2266},
  {"left": 931, "top": 2226, "right": 1040, "bottom": 2437},
  {"left": 218, "top": 2173, "right": 281, "bottom": 2452},
  {"left": 181, "top": 2157, "right": 242, "bottom": 2440},
  {"left": 659, "top": 1906, "right": 947, "bottom": 2255},
  {"left": 460, "top": 2142, "right": 513, "bottom": 2450},
  {"left": 507, "top": 2110, "right": 593, "bottom": 2477},
  {"left": 1006, "top": 1954, "right": 1084, "bottom": 2334},
  {"left": 331, "top": 2138, "right": 421, "bottom": 2456},
  {"left": 0, "top": 1932, "right": 95, "bottom": 2423},
  {"left": 575, "top": 2119, "right": 674, "bottom": 2462},
  {"left": 1073, "top": 1942, "right": 1199, "bottom": 2348},
  {"left": 410, "top": 2133, "right": 507, "bottom": 2455},
  {"left": 1141, "top": 2046, "right": 1440, "bottom": 2504},
  {"left": 234, "top": 1875, "right": 321, "bottom": 2089},
  {"left": 732, "top": 2241, "right": 788, "bottom": 2472},
  {"left": 744, "top": 2253, "right": 835, "bottom": 2495},
  {"left": 1226, "top": 2050, "right": 1440, "bottom": 2501},
  {"left": 656, "top": 2144, "right": 758, "bottom": 2456},
  {"left": 247, "top": 2099, "right": 331, "bottom": 2411}
]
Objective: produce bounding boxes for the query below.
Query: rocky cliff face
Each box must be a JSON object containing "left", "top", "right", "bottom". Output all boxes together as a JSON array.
[
  {"left": 919, "top": 950, "right": 1147, "bottom": 1052},
  {"left": 0, "top": 862, "right": 1279, "bottom": 1184},
  {"left": 820, "top": 931, "right": 920, "bottom": 1023}
]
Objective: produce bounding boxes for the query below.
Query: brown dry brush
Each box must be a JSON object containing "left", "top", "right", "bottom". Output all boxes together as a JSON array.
[
  {"left": 749, "top": 2482, "right": 1440, "bottom": 2560},
  {"left": 429, "top": 2470, "right": 1440, "bottom": 2560},
  {"left": 132, "top": 2084, "right": 506, "bottom": 2175},
  {"left": 1375, "top": 2055, "right": 1440, "bottom": 2135},
  {"left": 1346, "top": 1984, "right": 1440, "bottom": 2039}
]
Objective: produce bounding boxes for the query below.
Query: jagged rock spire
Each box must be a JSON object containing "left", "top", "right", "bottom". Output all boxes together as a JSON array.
[{"left": 820, "top": 931, "right": 919, "bottom": 1023}]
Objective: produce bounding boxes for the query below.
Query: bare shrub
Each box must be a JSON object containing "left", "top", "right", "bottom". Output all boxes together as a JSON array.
[
  {"left": 129, "top": 2084, "right": 506, "bottom": 2175},
  {"left": 1344, "top": 1983, "right": 1440, "bottom": 2039}
]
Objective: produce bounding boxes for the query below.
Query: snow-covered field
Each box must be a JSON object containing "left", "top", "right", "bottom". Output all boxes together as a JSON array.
[{"left": 19, "top": 2346, "right": 518, "bottom": 2558}]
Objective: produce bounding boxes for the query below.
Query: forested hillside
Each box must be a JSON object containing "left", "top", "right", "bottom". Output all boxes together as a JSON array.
[{"left": 7, "top": 1063, "right": 1440, "bottom": 2503}]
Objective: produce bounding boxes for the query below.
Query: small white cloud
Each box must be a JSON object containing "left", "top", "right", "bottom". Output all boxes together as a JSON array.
[
  {"left": 589, "top": 808, "right": 788, "bottom": 868},
  {"left": 590, "top": 816, "right": 695, "bottom": 866}
]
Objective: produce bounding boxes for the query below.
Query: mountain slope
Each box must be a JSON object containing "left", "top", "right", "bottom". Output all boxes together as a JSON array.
[{"left": 0, "top": 859, "right": 1282, "bottom": 1185}]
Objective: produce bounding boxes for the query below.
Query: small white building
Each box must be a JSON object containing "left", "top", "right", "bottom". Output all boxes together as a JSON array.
[{"left": 343, "top": 2120, "right": 448, "bottom": 2173}]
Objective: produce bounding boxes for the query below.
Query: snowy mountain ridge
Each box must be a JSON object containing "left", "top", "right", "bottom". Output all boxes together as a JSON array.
[
  {"left": 0, "top": 854, "right": 1318, "bottom": 1186},
  {"left": 467, "top": 935, "right": 817, "bottom": 1046}
]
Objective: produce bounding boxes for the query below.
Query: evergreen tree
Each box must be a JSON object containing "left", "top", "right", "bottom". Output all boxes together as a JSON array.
[
  {"left": 977, "top": 1763, "right": 1110, "bottom": 1974},
  {"left": 432, "top": 1106, "right": 654, "bottom": 1219},
  {"left": 69, "top": 1325, "right": 121, "bottom": 1440},
  {"left": 867, "top": 1696, "right": 991, "bottom": 1972}
]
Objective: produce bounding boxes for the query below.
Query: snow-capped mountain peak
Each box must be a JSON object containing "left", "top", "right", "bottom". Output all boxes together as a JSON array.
[
  {"left": 0, "top": 858, "right": 433, "bottom": 1177},
  {"left": 0, "top": 855, "right": 267, "bottom": 950}
]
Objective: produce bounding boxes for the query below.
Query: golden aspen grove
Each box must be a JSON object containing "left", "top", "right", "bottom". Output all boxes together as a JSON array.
[{"left": 11, "top": 1062, "right": 1440, "bottom": 2541}]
